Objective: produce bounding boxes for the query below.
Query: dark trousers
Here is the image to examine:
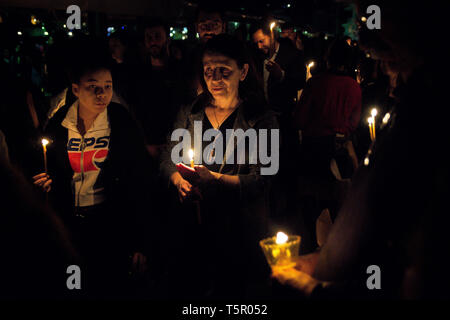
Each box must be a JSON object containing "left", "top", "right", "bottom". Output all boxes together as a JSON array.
[{"left": 68, "top": 204, "right": 132, "bottom": 298}]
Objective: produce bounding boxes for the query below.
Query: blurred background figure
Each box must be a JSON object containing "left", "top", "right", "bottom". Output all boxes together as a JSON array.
[
  {"left": 195, "top": 2, "right": 226, "bottom": 44},
  {"left": 128, "top": 19, "right": 187, "bottom": 161},
  {"left": 292, "top": 38, "right": 361, "bottom": 251},
  {"left": 280, "top": 22, "right": 304, "bottom": 52}
]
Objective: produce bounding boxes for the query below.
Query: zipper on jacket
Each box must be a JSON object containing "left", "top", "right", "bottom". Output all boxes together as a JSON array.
[{"left": 77, "top": 136, "right": 85, "bottom": 207}]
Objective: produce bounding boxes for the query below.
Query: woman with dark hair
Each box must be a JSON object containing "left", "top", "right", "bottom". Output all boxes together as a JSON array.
[
  {"left": 32, "top": 52, "right": 151, "bottom": 298},
  {"left": 160, "top": 34, "right": 278, "bottom": 298}
]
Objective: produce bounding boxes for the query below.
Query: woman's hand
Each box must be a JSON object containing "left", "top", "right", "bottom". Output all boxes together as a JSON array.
[
  {"left": 170, "top": 172, "right": 201, "bottom": 203},
  {"left": 32, "top": 173, "right": 52, "bottom": 192},
  {"left": 271, "top": 252, "right": 322, "bottom": 296},
  {"left": 193, "top": 165, "right": 217, "bottom": 186},
  {"left": 271, "top": 266, "right": 320, "bottom": 296}
]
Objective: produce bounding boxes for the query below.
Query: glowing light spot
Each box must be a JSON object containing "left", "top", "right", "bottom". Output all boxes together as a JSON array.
[
  {"left": 276, "top": 232, "right": 288, "bottom": 245},
  {"left": 270, "top": 22, "right": 276, "bottom": 31},
  {"left": 364, "top": 157, "right": 370, "bottom": 166}
]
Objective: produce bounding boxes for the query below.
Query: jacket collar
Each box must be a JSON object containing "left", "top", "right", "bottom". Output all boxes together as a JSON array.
[{"left": 61, "top": 100, "right": 110, "bottom": 133}]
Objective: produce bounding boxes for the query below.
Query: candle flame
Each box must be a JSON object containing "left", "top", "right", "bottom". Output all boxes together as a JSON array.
[
  {"left": 371, "top": 108, "right": 378, "bottom": 117},
  {"left": 270, "top": 22, "right": 276, "bottom": 31},
  {"left": 364, "top": 157, "right": 370, "bottom": 166},
  {"left": 367, "top": 117, "right": 373, "bottom": 124},
  {"left": 276, "top": 231, "right": 288, "bottom": 244},
  {"left": 307, "top": 61, "right": 315, "bottom": 68},
  {"left": 41, "top": 138, "right": 49, "bottom": 146},
  {"left": 382, "top": 113, "right": 391, "bottom": 124},
  {"left": 188, "top": 149, "right": 194, "bottom": 160}
]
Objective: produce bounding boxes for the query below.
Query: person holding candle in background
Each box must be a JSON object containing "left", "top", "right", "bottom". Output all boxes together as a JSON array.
[
  {"left": 160, "top": 34, "right": 278, "bottom": 299},
  {"left": 290, "top": 38, "right": 361, "bottom": 251},
  {"left": 32, "top": 44, "right": 154, "bottom": 298},
  {"left": 271, "top": 0, "right": 449, "bottom": 299}
]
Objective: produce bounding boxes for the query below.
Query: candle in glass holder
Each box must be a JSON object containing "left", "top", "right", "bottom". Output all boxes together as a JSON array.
[{"left": 260, "top": 231, "right": 301, "bottom": 268}]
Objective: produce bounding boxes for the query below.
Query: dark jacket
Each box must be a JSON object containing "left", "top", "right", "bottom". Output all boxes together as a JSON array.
[
  {"left": 160, "top": 94, "right": 279, "bottom": 203},
  {"left": 256, "top": 38, "right": 306, "bottom": 114},
  {"left": 44, "top": 102, "right": 154, "bottom": 253},
  {"left": 159, "top": 94, "right": 280, "bottom": 295}
]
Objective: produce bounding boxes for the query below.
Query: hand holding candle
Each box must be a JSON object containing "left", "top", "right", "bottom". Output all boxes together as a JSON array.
[{"left": 32, "top": 137, "right": 52, "bottom": 194}]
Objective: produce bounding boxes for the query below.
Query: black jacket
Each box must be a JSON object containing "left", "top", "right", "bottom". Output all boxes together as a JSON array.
[
  {"left": 256, "top": 38, "right": 306, "bottom": 114},
  {"left": 44, "top": 102, "right": 154, "bottom": 253}
]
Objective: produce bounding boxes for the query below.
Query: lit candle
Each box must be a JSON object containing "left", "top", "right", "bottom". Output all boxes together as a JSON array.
[
  {"left": 260, "top": 231, "right": 301, "bottom": 268},
  {"left": 270, "top": 22, "right": 276, "bottom": 56},
  {"left": 371, "top": 108, "right": 378, "bottom": 140},
  {"left": 276, "top": 231, "right": 288, "bottom": 244},
  {"left": 41, "top": 138, "right": 49, "bottom": 173},
  {"left": 367, "top": 117, "right": 374, "bottom": 141},
  {"left": 306, "top": 61, "right": 315, "bottom": 80},
  {"left": 188, "top": 149, "right": 194, "bottom": 168}
]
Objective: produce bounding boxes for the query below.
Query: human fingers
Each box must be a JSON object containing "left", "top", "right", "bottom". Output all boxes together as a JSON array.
[
  {"left": 181, "top": 182, "right": 192, "bottom": 193},
  {"left": 32, "top": 173, "right": 48, "bottom": 181},
  {"left": 43, "top": 179, "right": 52, "bottom": 192},
  {"left": 33, "top": 177, "right": 49, "bottom": 186}
]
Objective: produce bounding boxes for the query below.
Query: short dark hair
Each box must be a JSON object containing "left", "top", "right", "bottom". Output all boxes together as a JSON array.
[
  {"left": 143, "top": 18, "right": 169, "bottom": 38},
  {"left": 69, "top": 45, "right": 111, "bottom": 84},
  {"left": 281, "top": 22, "right": 295, "bottom": 31},
  {"left": 109, "top": 29, "right": 130, "bottom": 46},
  {"left": 326, "top": 38, "right": 353, "bottom": 71},
  {"left": 250, "top": 19, "right": 272, "bottom": 37},
  {"left": 195, "top": 2, "right": 225, "bottom": 22}
]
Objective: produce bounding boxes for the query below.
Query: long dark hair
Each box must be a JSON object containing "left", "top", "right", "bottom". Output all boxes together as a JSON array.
[{"left": 198, "top": 34, "right": 267, "bottom": 115}]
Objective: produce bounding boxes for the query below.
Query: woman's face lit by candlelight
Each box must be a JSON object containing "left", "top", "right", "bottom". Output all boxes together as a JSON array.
[
  {"left": 202, "top": 52, "right": 248, "bottom": 101},
  {"left": 72, "top": 69, "right": 113, "bottom": 116}
]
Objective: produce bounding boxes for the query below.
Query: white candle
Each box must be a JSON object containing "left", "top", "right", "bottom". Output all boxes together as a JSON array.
[
  {"left": 188, "top": 149, "right": 194, "bottom": 168},
  {"left": 41, "top": 138, "right": 49, "bottom": 173}
]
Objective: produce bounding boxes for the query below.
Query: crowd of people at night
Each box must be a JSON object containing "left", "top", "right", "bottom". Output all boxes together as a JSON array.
[{"left": 0, "top": 0, "right": 448, "bottom": 301}]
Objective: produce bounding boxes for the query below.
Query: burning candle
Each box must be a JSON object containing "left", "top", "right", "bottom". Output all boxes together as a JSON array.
[
  {"left": 276, "top": 231, "right": 288, "bottom": 244},
  {"left": 41, "top": 138, "right": 49, "bottom": 173},
  {"left": 367, "top": 117, "right": 374, "bottom": 141},
  {"left": 269, "top": 21, "right": 276, "bottom": 56},
  {"left": 188, "top": 149, "right": 194, "bottom": 168},
  {"left": 371, "top": 108, "right": 378, "bottom": 140},
  {"left": 260, "top": 231, "right": 301, "bottom": 268},
  {"left": 306, "top": 61, "right": 315, "bottom": 80}
]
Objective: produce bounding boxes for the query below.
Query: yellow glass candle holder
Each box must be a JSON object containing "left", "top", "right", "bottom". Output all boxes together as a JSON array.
[{"left": 260, "top": 233, "right": 301, "bottom": 268}]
